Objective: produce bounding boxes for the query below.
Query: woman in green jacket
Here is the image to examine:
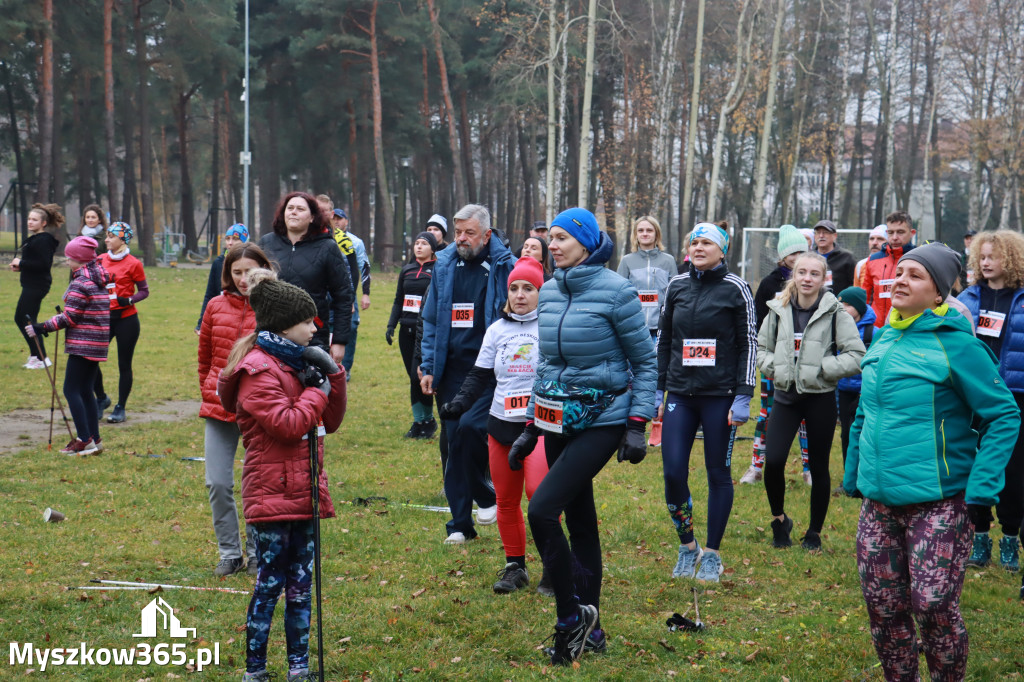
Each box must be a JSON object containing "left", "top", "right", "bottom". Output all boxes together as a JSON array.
[
  {"left": 844, "top": 242, "right": 1019, "bottom": 682},
  {"left": 756, "top": 251, "right": 865, "bottom": 550}
]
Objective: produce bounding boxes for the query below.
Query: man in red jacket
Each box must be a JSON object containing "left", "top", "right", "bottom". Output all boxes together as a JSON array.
[{"left": 864, "top": 210, "right": 916, "bottom": 327}]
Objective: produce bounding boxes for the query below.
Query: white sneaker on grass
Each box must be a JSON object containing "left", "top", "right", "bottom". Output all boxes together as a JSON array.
[
  {"left": 444, "top": 531, "right": 467, "bottom": 545},
  {"left": 738, "top": 465, "right": 763, "bottom": 484},
  {"left": 476, "top": 505, "right": 498, "bottom": 525}
]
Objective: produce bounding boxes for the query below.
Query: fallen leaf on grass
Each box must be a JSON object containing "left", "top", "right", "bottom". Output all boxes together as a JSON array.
[
  {"left": 745, "top": 649, "right": 760, "bottom": 662},
  {"left": 658, "top": 639, "right": 676, "bottom": 652},
  {"left": 338, "top": 636, "right": 351, "bottom": 644},
  {"left": 451, "top": 656, "right": 461, "bottom": 663},
  {"left": 412, "top": 588, "right": 426, "bottom": 598}
]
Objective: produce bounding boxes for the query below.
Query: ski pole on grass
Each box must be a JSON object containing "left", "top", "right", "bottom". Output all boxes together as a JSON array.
[
  {"left": 47, "top": 306, "right": 62, "bottom": 449},
  {"left": 308, "top": 425, "right": 325, "bottom": 680},
  {"left": 25, "top": 314, "right": 74, "bottom": 440}
]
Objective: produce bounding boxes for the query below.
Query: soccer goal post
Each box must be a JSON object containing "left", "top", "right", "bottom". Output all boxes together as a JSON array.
[{"left": 739, "top": 228, "right": 875, "bottom": 289}]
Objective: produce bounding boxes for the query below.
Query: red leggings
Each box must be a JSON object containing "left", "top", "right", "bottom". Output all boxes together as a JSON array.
[{"left": 488, "top": 435, "right": 549, "bottom": 557}]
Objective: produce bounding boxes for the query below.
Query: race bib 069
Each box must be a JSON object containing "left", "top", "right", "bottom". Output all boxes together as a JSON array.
[{"left": 638, "top": 290, "right": 659, "bottom": 308}]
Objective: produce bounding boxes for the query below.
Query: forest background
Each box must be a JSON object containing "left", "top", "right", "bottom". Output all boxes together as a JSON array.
[{"left": 1, "top": 0, "right": 1023, "bottom": 268}]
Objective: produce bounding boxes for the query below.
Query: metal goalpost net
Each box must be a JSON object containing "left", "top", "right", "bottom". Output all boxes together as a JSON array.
[{"left": 739, "top": 228, "right": 875, "bottom": 289}]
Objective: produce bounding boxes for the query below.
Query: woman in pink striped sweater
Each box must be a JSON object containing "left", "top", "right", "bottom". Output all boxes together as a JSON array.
[{"left": 25, "top": 236, "right": 112, "bottom": 455}]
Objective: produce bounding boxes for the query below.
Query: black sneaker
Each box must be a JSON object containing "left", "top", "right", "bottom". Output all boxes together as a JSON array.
[
  {"left": 771, "top": 515, "right": 793, "bottom": 548},
  {"left": 96, "top": 395, "right": 111, "bottom": 415},
  {"left": 213, "top": 557, "right": 246, "bottom": 577},
  {"left": 418, "top": 418, "right": 438, "bottom": 440},
  {"left": 585, "top": 628, "right": 607, "bottom": 653},
  {"left": 536, "top": 570, "right": 555, "bottom": 597},
  {"left": 107, "top": 405, "right": 126, "bottom": 423},
  {"left": 801, "top": 530, "right": 822, "bottom": 551},
  {"left": 492, "top": 562, "right": 529, "bottom": 593},
  {"left": 247, "top": 559, "right": 258, "bottom": 577},
  {"left": 403, "top": 422, "right": 421, "bottom": 439},
  {"left": 548, "top": 604, "right": 598, "bottom": 666}
]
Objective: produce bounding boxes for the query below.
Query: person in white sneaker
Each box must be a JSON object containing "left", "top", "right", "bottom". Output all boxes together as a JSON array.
[{"left": 10, "top": 203, "right": 61, "bottom": 370}]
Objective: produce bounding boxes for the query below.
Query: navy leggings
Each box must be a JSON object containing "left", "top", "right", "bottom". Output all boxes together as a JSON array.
[
  {"left": 661, "top": 393, "right": 735, "bottom": 551},
  {"left": 64, "top": 355, "right": 101, "bottom": 443},
  {"left": 94, "top": 311, "right": 140, "bottom": 407}
]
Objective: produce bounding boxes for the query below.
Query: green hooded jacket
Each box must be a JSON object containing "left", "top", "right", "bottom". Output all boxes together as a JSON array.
[{"left": 843, "top": 306, "right": 1020, "bottom": 507}]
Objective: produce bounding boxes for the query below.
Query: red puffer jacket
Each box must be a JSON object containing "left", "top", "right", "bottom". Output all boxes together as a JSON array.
[
  {"left": 198, "top": 292, "right": 255, "bottom": 422},
  {"left": 218, "top": 347, "right": 346, "bottom": 523}
]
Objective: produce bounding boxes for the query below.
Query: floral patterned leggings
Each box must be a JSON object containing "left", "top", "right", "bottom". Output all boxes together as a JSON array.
[{"left": 246, "top": 521, "right": 315, "bottom": 674}]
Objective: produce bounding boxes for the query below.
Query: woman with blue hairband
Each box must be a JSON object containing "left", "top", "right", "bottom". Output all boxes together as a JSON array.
[
  {"left": 196, "top": 224, "right": 249, "bottom": 334},
  {"left": 95, "top": 222, "right": 150, "bottom": 423},
  {"left": 657, "top": 222, "right": 756, "bottom": 582}
]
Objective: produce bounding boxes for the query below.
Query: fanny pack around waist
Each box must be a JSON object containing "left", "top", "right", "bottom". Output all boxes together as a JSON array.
[{"left": 532, "top": 380, "right": 628, "bottom": 436}]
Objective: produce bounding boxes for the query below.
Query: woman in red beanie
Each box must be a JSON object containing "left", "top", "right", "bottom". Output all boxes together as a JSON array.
[{"left": 438, "top": 256, "right": 551, "bottom": 595}]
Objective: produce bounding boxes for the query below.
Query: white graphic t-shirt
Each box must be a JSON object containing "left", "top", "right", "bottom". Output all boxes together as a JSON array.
[{"left": 474, "top": 314, "right": 540, "bottom": 422}]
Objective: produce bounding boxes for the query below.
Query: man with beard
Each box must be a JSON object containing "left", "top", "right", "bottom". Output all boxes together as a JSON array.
[{"left": 420, "top": 204, "right": 516, "bottom": 544}]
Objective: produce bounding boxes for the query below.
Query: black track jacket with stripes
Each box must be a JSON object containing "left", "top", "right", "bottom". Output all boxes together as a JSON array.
[{"left": 656, "top": 262, "right": 757, "bottom": 397}]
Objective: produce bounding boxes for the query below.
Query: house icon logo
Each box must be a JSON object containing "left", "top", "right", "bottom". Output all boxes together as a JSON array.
[{"left": 132, "top": 597, "right": 197, "bottom": 638}]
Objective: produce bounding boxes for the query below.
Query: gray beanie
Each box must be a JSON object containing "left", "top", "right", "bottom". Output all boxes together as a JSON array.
[{"left": 897, "top": 243, "right": 962, "bottom": 299}]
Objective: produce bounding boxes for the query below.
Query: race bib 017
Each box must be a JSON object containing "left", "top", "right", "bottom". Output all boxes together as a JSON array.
[
  {"left": 682, "top": 338, "right": 716, "bottom": 366},
  {"left": 503, "top": 390, "right": 531, "bottom": 418},
  {"left": 451, "top": 303, "right": 474, "bottom": 328}
]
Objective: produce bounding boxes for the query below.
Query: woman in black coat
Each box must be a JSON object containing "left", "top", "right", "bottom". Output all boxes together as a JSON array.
[
  {"left": 259, "top": 192, "right": 353, "bottom": 365},
  {"left": 10, "top": 203, "right": 62, "bottom": 369}
]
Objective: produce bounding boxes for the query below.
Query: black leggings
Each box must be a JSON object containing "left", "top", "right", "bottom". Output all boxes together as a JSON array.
[
  {"left": 527, "top": 424, "right": 624, "bottom": 624},
  {"left": 398, "top": 323, "right": 432, "bottom": 411},
  {"left": 15, "top": 286, "right": 49, "bottom": 359},
  {"left": 65, "top": 355, "right": 101, "bottom": 442},
  {"left": 94, "top": 312, "right": 140, "bottom": 407},
  {"left": 838, "top": 389, "right": 860, "bottom": 466},
  {"left": 764, "top": 392, "right": 837, "bottom": 534},
  {"left": 969, "top": 392, "right": 1024, "bottom": 536}
]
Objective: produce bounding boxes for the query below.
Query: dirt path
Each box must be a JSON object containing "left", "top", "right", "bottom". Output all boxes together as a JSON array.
[{"left": 0, "top": 400, "right": 198, "bottom": 456}]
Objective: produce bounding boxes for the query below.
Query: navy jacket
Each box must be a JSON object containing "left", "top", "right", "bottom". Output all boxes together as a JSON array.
[{"left": 959, "top": 284, "right": 1024, "bottom": 393}]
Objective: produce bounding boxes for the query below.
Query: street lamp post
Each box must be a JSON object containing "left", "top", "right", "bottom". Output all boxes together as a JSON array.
[
  {"left": 291, "top": 174, "right": 298, "bottom": 192},
  {"left": 399, "top": 157, "right": 412, "bottom": 263},
  {"left": 240, "top": 0, "right": 251, "bottom": 232}
]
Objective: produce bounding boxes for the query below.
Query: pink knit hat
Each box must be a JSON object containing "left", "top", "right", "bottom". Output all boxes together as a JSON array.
[
  {"left": 65, "top": 236, "right": 98, "bottom": 264},
  {"left": 507, "top": 256, "right": 545, "bottom": 290}
]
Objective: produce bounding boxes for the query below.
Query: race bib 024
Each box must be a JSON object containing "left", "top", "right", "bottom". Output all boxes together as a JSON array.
[{"left": 682, "top": 338, "right": 716, "bottom": 366}]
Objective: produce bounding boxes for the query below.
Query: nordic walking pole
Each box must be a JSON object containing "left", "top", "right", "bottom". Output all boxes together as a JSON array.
[
  {"left": 47, "top": 306, "right": 62, "bottom": 449},
  {"left": 308, "top": 424, "right": 325, "bottom": 680},
  {"left": 24, "top": 315, "right": 74, "bottom": 440}
]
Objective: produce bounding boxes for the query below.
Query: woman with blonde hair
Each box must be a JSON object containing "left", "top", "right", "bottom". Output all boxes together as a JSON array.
[
  {"left": 617, "top": 216, "right": 676, "bottom": 338},
  {"left": 10, "top": 203, "right": 62, "bottom": 369},
  {"left": 958, "top": 229, "right": 1024, "bottom": 572},
  {"left": 757, "top": 251, "right": 865, "bottom": 550}
]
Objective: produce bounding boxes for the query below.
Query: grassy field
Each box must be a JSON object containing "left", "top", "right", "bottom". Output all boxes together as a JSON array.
[{"left": 0, "top": 263, "right": 1020, "bottom": 681}]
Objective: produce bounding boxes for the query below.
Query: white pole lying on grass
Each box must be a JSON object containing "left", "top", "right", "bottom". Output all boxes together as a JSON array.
[{"left": 87, "top": 579, "right": 249, "bottom": 595}]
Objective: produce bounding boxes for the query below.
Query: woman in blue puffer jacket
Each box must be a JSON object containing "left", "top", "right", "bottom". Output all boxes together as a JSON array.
[
  {"left": 508, "top": 208, "right": 656, "bottom": 667},
  {"left": 958, "top": 229, "right": 1024, "bottom": 572}
]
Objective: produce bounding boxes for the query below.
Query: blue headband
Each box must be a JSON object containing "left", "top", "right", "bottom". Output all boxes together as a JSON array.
[
  {"left": 226, "top": 224, "right": 249, "bottom": 242},
  {"left": 689, "top": 222, "right": 729, "bottom": 255}
]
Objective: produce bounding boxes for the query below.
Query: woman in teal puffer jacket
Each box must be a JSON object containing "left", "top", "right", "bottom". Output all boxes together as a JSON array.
[
  {"left": 844, "top": 242, "right": 1019, "bottom": 682},
  {"left": 508, "top": 208, "right": 656, "bottom": 667}
]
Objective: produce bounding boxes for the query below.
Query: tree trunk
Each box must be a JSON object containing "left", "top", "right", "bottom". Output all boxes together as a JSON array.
[
  {"left": 750, "top": 0, "right": 786, "bottom": 228},
  {"left": 516, "top": 114, "right": 534, "bottom": 242},
  {"left": 680, "top": 0, "right": 706, "bottom": 230},
  {"left": 417, "top": 49, "right": 433, "bottom": 225},
  {"left": 576, "top": 0, "right": 598, "bottom": 208},
  {"left": 175, "top": 91, "right": 197, "bottom": 255},
  {"left": 104, "top": 0, "right": 117, "bottom": 213},
  {"left": 545, "top": 0, "right": 558, "bottom": 224},
  {"left": 649, "top": 0, "right": 686, "bottom": 218},
  {"left": 134, "top": 0, "right": 156, "bottom": 265},
  {"left": 51, "top": 67, "right": 64, "bottom": 207},
  {"left": 36, "top": 0, "right": 54, "bottom": 201},
  {"left": 210, "top": 97, "right": 220, "bottom": 245},
  {"left": 368, "top": 0, "right": 395, "bottom": 264},
  {"left": 426, "top": 0, "right": 467, "bottom": 207},
  {"left": 458, "top": 90, "right": 476, "bottom": 202},
  {"left": 74, "top": 74, "right": 93, "bottom": 206},
  {"left": 830, "top": 0, "right": 853, "bottom": 221}
]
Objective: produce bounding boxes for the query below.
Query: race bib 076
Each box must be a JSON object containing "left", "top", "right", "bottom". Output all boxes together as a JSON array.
[{"left": 534, "top": 396, "right": 564, "bottom": 434}]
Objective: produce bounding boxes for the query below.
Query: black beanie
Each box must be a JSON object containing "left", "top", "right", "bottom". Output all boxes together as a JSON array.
[
  {"left": 246, "top": 268, "right": 317, "bottom": 333},
  {"left": 898, "top": 243, "right": 963, "bottom": 299},
  {"left": 415, "top": 231, "right": 438, "bottom": 252}
]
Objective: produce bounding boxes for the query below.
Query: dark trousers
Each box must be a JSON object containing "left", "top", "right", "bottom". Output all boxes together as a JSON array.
[
  {"left": 838, "top": 389, "right": 860, "bottom": 466},
  {"left": 661, "top": 394, "right": 735, "bottom": 550},
  {"left": 15, "top": 286, "right": 49, "bottom": 359},
  {"left": 764, "top": 392, "right": 837, "bottom": 534},
  {"left": 65, "top": 355, "right": 101, "bottom": 442},
  {"left": 968, "top": 392, "right": 1024, "bottom": 536},
  {"left": 398, "top": 323, "right": 432, "bottom": 412},
  {"left": 94, "top": 312, "right": 140, "bottom": 407},
  {"left": 438, "top": 367, "right": 495, "bottom": 538},
  {"left": 528, "top": 424, "right": 623, "bottom": 623}
]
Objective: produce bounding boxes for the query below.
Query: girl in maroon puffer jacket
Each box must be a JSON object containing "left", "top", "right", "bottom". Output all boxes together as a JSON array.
[
  {"left": 218, "top": 268, "right": 346, "bottom": 682},
  {"left": 197, "top": 243, "right": 272, "bottom": 578}
]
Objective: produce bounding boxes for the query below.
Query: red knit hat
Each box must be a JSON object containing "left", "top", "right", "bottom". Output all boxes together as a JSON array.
[
  {"left": 65, "top": 236, "right": 98, "bottom": 264},
  {"left": 507, "top": 256, "right": 544, "bottom": 290}
]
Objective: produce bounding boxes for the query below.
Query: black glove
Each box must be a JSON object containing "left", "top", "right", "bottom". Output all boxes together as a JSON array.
[
  {"left": 116, "top": 296, "right": 131, "bottom": 307},
  {"left": 438, "top": 397, "right": 469, "bottom": 421},
  {"left": 617, "top": 419, "right": 648, "bottom": 464},
  {"left": 385, "top": 327, "right": 395, "bottom": 346},
  {"left": 301, "top": 345, "right": 340, "bottom": 375},
  {"left": 508, "top": 422, "right": 540, "bottom": 471},
  {"left": 299, "top": 366, "right": 330, "bottom": 397},
  {"left": 30, "top": 323, "right": 48, "bottom": 338}
]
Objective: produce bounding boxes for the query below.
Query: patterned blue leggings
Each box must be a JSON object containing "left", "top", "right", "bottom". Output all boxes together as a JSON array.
[{"left": 246, "top": 521, "right": 315, "bottom": 674}]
